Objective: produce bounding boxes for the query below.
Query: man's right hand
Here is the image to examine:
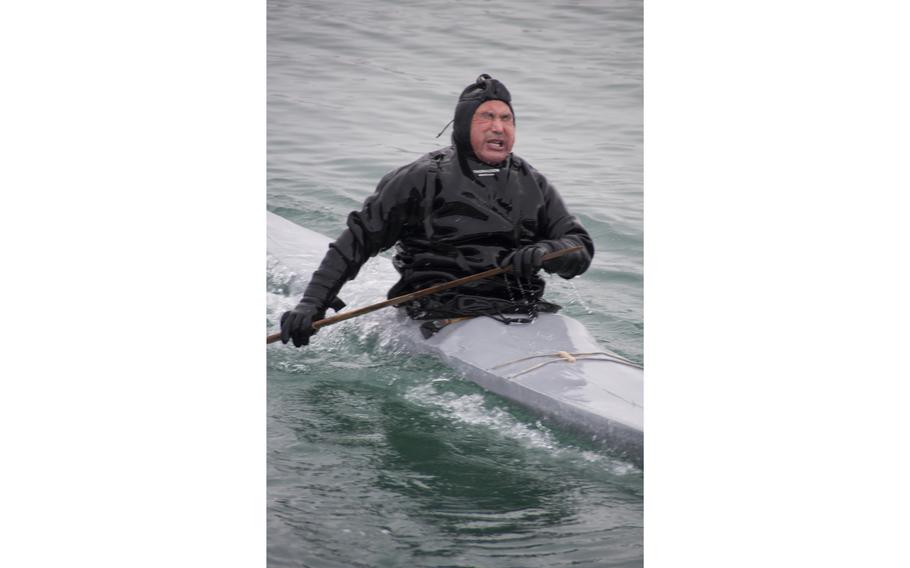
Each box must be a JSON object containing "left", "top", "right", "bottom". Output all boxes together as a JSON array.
[{"left": 280, "top": 300, "right": 325, "bottom": 348}]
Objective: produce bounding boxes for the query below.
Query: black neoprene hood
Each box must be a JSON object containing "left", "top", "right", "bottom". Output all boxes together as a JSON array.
[{"left": 452, "top": 74, "right": 515, "bottom": 155}]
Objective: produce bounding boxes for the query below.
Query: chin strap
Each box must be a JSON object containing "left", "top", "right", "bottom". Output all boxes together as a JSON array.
[{"left": 435, "top": 119, "right": 454, "bottom": 138}]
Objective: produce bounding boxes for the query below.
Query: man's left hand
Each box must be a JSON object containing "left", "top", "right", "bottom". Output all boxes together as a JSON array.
[
  {"left": 502, "top": 239, "right": 591, "bottom": 280},
  {"left": 501, "top": 244, "right": 547, "bottom": 279}
]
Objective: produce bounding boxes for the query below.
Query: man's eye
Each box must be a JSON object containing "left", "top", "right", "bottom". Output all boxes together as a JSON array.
[{"left": 476, "top": 112, "right": 512, "bottom": 123}]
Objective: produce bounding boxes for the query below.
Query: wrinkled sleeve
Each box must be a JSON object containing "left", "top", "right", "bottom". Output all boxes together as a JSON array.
[
  {"left": 300, "top": 166, "right": 424, "bottom": 307},
  {"left": 536, "top": 171, "right": 595, "bottom": 259},
  {"left": 332, "top": 166, "right": 424, "bottom": 277}
]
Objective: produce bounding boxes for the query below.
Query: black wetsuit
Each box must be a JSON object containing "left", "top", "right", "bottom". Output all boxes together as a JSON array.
[{"left": 304, "top": 145, "right": 594, "bottom": 320}]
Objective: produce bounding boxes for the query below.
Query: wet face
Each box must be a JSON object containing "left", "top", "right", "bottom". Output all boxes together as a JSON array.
[{"left": 470, "top": 100, "right": 515, "bottom": 165}]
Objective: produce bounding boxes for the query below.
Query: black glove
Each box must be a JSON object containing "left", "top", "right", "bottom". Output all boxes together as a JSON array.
[
  {"left": 502, "top": 244, "right": 547, "bottom": 280},
  {"left": 540, "top": 238, "right": 591, "bottom": 279},
  {"left": 280, "top": 241, "right": 353, "bottom": 348},
  {"left": 280, "top": 299, "right": 326, "bottom": 348},
  {"left": 503, "top": 238, "right": 592, "bottom": 280}
]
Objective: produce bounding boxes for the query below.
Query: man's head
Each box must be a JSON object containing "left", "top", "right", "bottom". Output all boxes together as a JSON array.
[{"left": 452, "top": 74, "right": 515, "bottom": 165}]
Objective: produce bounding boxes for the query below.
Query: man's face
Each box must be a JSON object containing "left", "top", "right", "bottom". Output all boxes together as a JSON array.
[{"left": 470, "top": 100, "right": 515, "bottom": 165}]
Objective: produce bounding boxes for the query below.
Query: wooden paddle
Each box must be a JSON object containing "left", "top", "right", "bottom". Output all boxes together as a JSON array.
[{"left": 266, "top": 245, "right": 583, "bottom": 344}]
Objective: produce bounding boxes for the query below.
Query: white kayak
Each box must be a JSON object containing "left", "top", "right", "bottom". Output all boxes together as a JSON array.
[{"left": 267, "top": 211, "right": 643, "bottom": 461}]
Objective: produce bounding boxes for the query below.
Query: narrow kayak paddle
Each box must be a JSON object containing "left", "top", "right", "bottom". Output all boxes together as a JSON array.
[{"left": 266, "top": 245, "right": 583, "bottom": 344}]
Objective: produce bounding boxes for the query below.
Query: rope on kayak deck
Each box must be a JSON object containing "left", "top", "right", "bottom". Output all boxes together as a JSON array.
[
  {"left": 491, "top": 350, "right": 642, "bottom": 373},
  {"left": 489, "top": 351, "right": 643, "bottom": 409},
  {"left": 487, "top": 351, "right": 643, "bottom": 408}
]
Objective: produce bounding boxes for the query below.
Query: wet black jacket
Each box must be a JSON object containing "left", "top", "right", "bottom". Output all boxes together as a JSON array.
[{"left": 302, "top": 146, "right": 594, "bottom": 317}]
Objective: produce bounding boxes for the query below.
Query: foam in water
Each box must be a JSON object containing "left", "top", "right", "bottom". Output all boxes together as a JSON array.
[{"left": 403, "top": 382, "right": 639, "bottom": 475}]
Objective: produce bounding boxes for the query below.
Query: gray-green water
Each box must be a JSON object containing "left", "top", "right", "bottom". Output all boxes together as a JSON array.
[{"left": 267, "top": 0, "right": 642, "bottom": 565}]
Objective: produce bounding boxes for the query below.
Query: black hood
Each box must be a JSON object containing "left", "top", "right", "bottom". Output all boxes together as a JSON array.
[{"left": 451, "top": 74, "right": 514, "bottom": 158}]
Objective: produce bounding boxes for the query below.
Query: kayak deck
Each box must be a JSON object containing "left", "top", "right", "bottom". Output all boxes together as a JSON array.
[{"left": 395, "top": 311, "right": 643, "bottom": 458}]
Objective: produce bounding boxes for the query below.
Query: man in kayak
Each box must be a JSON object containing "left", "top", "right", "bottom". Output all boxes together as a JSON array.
[{"left": 281, "top": 74, "right": 595, "bottom": 347}]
